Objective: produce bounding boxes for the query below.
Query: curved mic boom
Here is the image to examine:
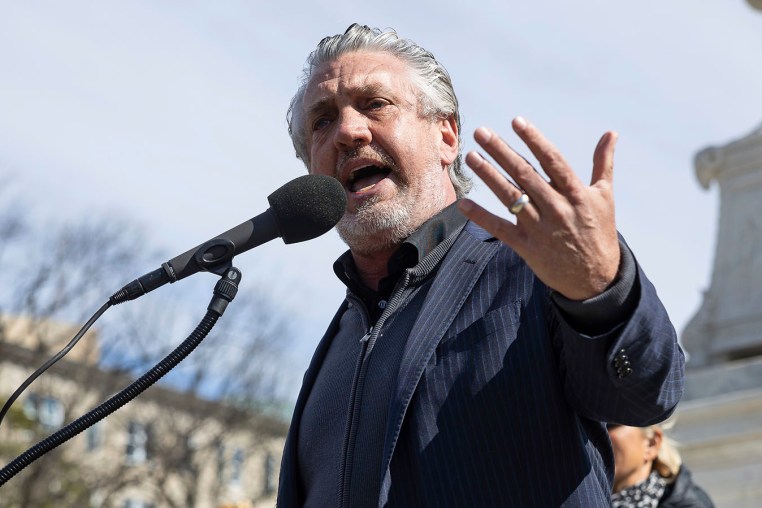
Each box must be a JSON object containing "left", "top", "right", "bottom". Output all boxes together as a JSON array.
[{"left": 110, "top": 174, "right": 346, "bottom": 304}]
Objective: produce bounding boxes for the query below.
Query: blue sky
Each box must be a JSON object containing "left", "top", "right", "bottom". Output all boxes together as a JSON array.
[{"left": 2, "top": 1, "right": 761, "bottom": 399}]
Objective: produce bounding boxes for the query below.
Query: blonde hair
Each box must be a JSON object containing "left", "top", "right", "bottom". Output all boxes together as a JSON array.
[{"left": 644, "top": 420, "right": 682, "bottom": 483}]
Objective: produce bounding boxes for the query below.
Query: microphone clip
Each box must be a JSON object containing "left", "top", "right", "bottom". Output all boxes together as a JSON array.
[{"left": 192, "top": 238, "right": 237, "bottom": 275}]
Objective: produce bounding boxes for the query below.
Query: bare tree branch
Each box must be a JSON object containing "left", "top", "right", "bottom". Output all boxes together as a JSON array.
[{"left": 0, "top": 171, "right": 291, "bottom": 507}]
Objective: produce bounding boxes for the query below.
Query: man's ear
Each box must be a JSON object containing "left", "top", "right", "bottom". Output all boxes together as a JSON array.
[{"left": 439, "top": 115, "right": 459, "bottom": 166}]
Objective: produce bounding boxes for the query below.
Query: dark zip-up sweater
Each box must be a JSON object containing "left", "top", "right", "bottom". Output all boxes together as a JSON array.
[{"left": 298, "top": 204, "right": 467, "bottom": 508}]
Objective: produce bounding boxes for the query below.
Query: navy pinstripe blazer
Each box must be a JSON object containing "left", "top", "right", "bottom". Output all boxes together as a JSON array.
[{"left": 278, "top": 221, "right": 685, "bottom": 507}]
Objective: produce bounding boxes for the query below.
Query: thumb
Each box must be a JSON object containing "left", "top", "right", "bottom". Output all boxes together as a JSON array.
[{"left": 591, "top": 131, "right": 618, "bottom": 186}]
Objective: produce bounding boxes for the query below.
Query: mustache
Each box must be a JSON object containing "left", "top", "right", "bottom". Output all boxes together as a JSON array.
[{"left": 335, "top": 144, "right": 396, "bottom": 176}]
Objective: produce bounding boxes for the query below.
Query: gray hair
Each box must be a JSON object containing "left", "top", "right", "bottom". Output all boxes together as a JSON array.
[{"left": 287, "top": 23, "right": 472, "bottom": 198}]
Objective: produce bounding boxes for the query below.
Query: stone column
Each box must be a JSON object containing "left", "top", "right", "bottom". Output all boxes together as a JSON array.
[{"left": 682, "top": 126, "right": 762, "bottom": 367}]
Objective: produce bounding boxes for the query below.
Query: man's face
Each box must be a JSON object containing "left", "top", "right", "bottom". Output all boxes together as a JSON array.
[{"left": 301, "top": 50, "right": 458, "bottom": 255}]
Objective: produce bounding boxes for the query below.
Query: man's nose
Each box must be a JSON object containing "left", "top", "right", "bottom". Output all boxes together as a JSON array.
[{"left": 334, "top": 108, "right": 371, "bottom": 151}]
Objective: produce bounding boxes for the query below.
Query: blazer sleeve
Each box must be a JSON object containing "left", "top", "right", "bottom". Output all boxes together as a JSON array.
[{"left": 549, "top": 242, "right": 685, "bottom": 426}]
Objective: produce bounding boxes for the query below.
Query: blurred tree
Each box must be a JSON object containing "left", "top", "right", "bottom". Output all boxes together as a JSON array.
[{"left": 0, "top": 172, "right": 291, "bottom": 507}]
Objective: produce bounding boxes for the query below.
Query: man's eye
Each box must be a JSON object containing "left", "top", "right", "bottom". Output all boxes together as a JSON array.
[
  {"left": 367, "top": 99, "right": 387, "bottom": 110},
  {"left": 312, "top": 117, "right": 331, "bottom": 131}
]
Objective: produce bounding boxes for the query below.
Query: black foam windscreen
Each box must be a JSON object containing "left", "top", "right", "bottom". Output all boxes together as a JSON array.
[{"left": 268, "top": 174, "right": 346, "bottom": 244}]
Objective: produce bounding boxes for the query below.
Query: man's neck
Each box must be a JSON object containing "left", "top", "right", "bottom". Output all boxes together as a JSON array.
[
  {"left": 350, "top": 245, "right": 400, "bottom": 292},
  {"left": 346, "top": 201, "right": 466, "bottom": 291}
]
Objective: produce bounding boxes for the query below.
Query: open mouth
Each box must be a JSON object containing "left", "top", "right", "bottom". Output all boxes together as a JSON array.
[{"left": 347, "top": 165, "right": 391, "bottom": 193}]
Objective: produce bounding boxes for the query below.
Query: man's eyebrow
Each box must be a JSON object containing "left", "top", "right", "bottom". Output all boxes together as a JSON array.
[
  {"left": 305, "top": 97, "right": 333, "bottom": 119},
  {"left": 355, "top": 82, "right": 393, "bottom": 96},
  {"left": 306, "top": 82, "right": 398, "bottom": 118}
]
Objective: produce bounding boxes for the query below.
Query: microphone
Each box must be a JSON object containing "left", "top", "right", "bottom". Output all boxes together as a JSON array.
[{"left": 110, "top": 174, "right": 346, "bottom": 304}]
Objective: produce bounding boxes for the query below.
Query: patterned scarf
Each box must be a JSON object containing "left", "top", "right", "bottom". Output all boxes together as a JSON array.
[{"left": 611, "top": 470, "right": 667, "bottom": 508}]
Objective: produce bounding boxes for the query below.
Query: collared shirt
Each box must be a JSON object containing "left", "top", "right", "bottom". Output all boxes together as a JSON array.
[{"left": 332, "top": 203, "right": 468, "bottom": 324}]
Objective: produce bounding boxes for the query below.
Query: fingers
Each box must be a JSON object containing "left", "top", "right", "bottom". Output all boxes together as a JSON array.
[
  {"left": 457, "top": 198, "right": 526, "bottom": 248},
  {"left": 465, "top": 150, "right": 540, "bottom": 223},
  {"left": 471, "top": 117, "right": 617, "bottom": 204},
  {"left": 510, "top": 117, "right": 580, "bottom": 195},
  {"left": 591, "top": 131, "right": 618, "bottom": 186},
  {"left": 471, "top": 126, "right": 557, "bottom": 208}
]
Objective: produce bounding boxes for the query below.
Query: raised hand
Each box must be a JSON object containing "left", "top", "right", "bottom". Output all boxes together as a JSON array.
[{"left": 457, "top": 117, "right": 620, "bottom": 301}]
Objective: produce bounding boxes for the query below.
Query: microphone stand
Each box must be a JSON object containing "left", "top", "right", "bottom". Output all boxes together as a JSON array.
[{"left": 0, "top": 264, "right": 243, "bottom": 487}]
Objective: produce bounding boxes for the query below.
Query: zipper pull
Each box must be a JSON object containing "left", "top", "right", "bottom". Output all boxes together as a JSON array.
[{"left": 359, "top": 327, "right": 373, "bottom": 344}]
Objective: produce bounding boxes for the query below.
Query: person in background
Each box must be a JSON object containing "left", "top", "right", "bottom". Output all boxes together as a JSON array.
[
  {"left": 607, "top": 423, "right": 714, "bottom": 507},
  {"left": 277, "top": 23, "right": 686, "bottom": 507}
]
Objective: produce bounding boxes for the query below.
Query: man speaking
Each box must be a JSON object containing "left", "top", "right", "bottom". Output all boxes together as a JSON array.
[{"left": 277, "top": 24, "right": 684, "bottom": 507}]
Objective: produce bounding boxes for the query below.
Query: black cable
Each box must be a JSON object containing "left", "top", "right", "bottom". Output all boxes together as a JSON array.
[
  {"left": 0, "top": 302, "right": 111, "bottom": 429},
  {"left": 0, "top": 311, "right": 218, "bottom": 487},
  {"left": 0, "top": 267, "right": 240, "bottom": 488}
]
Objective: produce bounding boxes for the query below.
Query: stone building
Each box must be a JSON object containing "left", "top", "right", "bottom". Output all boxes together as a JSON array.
[
  {"left": 675, "top": 123, "right": 762, "bottom": 507},
  {"left": 666, "top": 5, "right": 762, "bottom": 506},
  {"left": 0, "top": 314, "right": 286, "bottom": 508}
]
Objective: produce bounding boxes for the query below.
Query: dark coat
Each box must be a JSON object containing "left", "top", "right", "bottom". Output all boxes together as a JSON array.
[
  {"left": 660, "top": 466, "right": 715, "bottom": 508},
  {"left": 278, "top": 222, "right": 685, "bottom": 507}
]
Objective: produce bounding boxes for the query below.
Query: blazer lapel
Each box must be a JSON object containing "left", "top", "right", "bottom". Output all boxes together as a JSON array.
[{"left": 379, "top": 223, "right": 500, "bottom": 498}]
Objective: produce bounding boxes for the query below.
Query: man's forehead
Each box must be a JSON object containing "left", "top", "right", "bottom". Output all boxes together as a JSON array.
[{"left": 304, "top": 51, "right": 413, "bottom": 102}]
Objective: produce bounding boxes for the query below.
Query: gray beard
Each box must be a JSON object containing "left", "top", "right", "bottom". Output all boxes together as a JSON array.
[
  {"left": 333, "top": 142, "right": 449, "bottom": 255},
  {"left": 336, "top": 182, "right": 448, "bottom": 256},
  {"left": 336, "top": 195, "right": 416, "bottom": 255}
]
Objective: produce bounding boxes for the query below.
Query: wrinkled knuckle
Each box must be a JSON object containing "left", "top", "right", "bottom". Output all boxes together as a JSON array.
[
  {"left": 566, "top": 187, "right": 587, "bottom": 203},
  {"left": 545, "top": 151, "right": 565, "bottom": 169},
  {"left": 543, "top": 204, "right": 566, "bottom": 223}
]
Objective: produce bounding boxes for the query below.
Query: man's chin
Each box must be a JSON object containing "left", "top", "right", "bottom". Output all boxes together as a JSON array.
[
  {"left": 336, "top": 209, "right": 413, "bottom": 256},
  {"left": 336, "top": 192, "right": 446, "bottom": 256},
  {"left": 337, "top": 224, "right": 399, "bottom": 256}
]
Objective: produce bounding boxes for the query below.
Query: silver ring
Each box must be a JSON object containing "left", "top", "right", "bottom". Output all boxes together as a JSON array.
[{"left": 508, "top": 193, "right": 530, "bottom": 214}]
